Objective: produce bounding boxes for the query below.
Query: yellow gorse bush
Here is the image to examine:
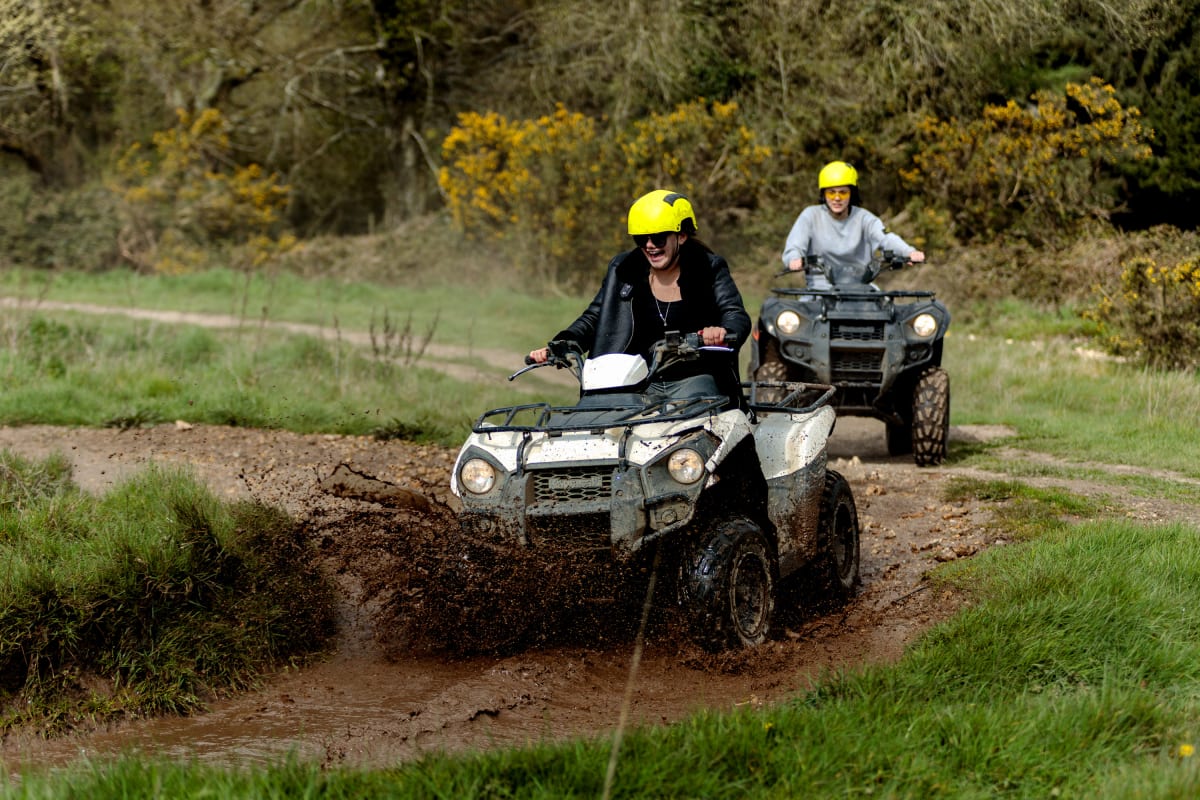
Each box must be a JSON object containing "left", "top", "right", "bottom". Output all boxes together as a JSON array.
[
  {"left": 1084, "top": 227, "right": 1200, "bottom": 370},
  {"left": 619, "top": 99, "right": 771, "bottom": 207},
  {"left": 112, "top": 108, "right": 295, "bottom": 274},
  {"left": 439, "top": 100, "right": 771, "bottom": 289},
  {"left": 903, "top": 77, "right": 1153, "bottom": 245}
]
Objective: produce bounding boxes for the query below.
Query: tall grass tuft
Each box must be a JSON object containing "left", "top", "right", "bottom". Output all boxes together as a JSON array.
[{"left": 0, "top": 454, "right": 335, "bottom": 734}]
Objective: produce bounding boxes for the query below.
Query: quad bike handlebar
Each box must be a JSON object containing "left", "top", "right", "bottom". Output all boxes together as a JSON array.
[
  {"left": 774, "top": 250, "right": 917, "bottom": 282},
  {"left": 514, "top": 331, "right": 738, "bottom": 383}
]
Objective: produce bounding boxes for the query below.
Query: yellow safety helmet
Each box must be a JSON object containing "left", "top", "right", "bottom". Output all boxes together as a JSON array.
[
  {"left": 627, "top": 190, "right": 699, "bottom": 235},
  {"left": 818, "top": 161, "right": 858, "bottom": 190}
]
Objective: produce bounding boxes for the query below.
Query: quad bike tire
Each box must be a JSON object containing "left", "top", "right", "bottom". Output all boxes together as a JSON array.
[
  {"left": 753, "top": 339, "right": 790, "bottom": 405},
  {"left": 816, "top": 470, "right": 861, "bottom": 599},
  {"left": 911, "top": 367, "right": 950, "bottom": 467},
  {"left": 677, "top": 518, "right": 777, "bottom": 650}
]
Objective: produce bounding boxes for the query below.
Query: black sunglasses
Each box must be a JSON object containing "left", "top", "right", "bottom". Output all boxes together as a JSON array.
[{"left": 633, "top": 232, "right": 674, "bottom": 249}]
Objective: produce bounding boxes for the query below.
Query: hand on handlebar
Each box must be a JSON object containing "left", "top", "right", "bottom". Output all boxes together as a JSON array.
[
  {"left": 698, "top": 326, "right": 728, "bottom": 347},
  {"left": 526, "top": 347, "right": 549, "bottom": 365}
]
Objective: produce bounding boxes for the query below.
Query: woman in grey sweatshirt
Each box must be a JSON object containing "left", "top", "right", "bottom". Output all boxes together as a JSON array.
[{"left": 781, "top": 161, "right": 925, "bottom": 289}]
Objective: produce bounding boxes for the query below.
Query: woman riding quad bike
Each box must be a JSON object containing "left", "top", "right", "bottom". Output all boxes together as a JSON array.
[
  {"left": 753, "top": 161, "right": 951, "bottom": 467},
  {"left": 451, "top": 330, "right": 861, "bottom": 651},
  {"left": 445, "top": 192, "right": 861, "bottom": 652}
]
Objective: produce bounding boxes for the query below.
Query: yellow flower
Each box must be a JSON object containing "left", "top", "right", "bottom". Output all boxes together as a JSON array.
[{"left": 1179, "top": 743, "right": 1195, "bottom": 758}]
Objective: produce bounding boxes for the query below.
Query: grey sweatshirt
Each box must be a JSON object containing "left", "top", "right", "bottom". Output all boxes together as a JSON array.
[{"left": 781, "top": 205, "right": 916, "bottom": 288}]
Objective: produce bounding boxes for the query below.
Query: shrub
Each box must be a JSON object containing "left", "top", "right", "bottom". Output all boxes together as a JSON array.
[
  {"left": 1083, "top": 226, "right": 1200, "bottom": 370},
  {"left": 438, "top": 100, "right": 772, "bottom": 290},
  {"left": 902, "top": 78, "right": 1154, "bottom": 246},
  {"left": 111, "top": 108, "right": 297, "bottom": 275},
  {"left": 0, "top": 172, "right": 122, "bottom": 271}
]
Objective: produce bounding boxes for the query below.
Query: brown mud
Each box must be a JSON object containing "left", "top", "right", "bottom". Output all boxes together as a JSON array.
[{"left": 0, "top": 417, "right": 1028, "bottom": 774}]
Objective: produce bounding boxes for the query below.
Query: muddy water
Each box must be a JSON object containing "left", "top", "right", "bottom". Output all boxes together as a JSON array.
[
  {"left": 7, "top": 638, "right": 840, "bottom": 775},
  {"left": 10, "top": 656, "right": 503, "bottom": 770}
]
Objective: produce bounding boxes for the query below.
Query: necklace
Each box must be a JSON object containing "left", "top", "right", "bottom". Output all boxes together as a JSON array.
[{"left": 655, "top": 297, "right": 672, "bottom": 324}]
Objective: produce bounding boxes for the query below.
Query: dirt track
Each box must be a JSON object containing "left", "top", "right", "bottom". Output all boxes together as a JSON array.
[{"left": 0, "top": 416, "right": 1025, "bottom": 772}]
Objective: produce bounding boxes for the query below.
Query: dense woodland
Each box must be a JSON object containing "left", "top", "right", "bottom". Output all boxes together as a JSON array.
[
  {"left": 3, "top": 1, "right": 1196, "bottom": 226},
  {"left": 1, "top": 1, "right": 1199, "bottom": 364}
]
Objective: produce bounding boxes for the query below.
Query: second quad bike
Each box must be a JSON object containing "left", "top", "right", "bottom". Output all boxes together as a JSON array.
[
  {"left": 449, "top": 332, "right": 861, "bottom": 651},
  {"left": 751, "top": 252, "right": 952, "bottom": 466}
]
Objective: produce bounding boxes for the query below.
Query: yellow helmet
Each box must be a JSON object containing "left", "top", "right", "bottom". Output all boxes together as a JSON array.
[
  {"left": 627, "top": 190, "right": 698, "bottom": 235},
  {"left": 818, "top": 161, "right": 858, "bottom": 190}
]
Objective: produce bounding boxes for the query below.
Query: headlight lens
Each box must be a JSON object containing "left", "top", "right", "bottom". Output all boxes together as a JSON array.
[
  {"left": 776, "top": 310, "right": 802, "bottom": 335},
  {"left": 911, "top": 313, "right": 938, "bottom": 338},
  {"left": 667, "top": 448, "right": 705, "bottom": 484},
  {"left": 459, "top": 458, "right": 497, "bottom": 494}
]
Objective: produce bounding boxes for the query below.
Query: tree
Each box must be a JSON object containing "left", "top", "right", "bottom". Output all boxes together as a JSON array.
[{"left": 0, "top": 0, "right": 113, "bottom": 184}]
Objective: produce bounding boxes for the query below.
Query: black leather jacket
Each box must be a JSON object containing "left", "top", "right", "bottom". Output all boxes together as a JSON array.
[{"left": 553, "top": 241, "right": 752, "bottom": 405}]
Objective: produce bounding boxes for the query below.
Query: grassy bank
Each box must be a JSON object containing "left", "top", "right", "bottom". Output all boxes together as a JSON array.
[{"left": 0, "top": 453, "right": 335, "bottom": 736}]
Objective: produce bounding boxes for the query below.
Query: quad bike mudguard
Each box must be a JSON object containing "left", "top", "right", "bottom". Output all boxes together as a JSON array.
[{"left": 751, "top": 401, "right": 835, "bottom": 576}]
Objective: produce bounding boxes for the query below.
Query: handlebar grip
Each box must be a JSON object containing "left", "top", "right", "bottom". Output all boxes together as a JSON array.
[
  {"left": 689, "top": 331, "right": 739, "bottom": 347},
  {"left": 524, "top": 355, "right": 536, "bottom": 365}
]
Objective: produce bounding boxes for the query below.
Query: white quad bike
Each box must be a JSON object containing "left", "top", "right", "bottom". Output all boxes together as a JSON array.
[{"left": 450, "top": 331, "right": 861, "bottom": 651}]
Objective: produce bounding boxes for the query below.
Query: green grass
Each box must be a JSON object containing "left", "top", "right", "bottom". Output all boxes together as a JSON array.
[
  {"left": 0, "top": 453, "right": 335, "bottom": 736},
  {"left": 943, "top": 476, "right": 1107, "bottom": 538},
  {"left": 0, "top": 263, "right": 586, "bottom": 354},
  {"left": 946, "top": 330, "right": 1200, "bottom": 479},
  {"left": 0, "top": 310, "right": 576, "bottom": 446}
]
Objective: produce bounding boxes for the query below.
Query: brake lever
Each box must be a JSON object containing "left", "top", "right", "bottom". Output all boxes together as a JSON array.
[{"left": 509, "top": 362, "right": 548, "bottom": 381}]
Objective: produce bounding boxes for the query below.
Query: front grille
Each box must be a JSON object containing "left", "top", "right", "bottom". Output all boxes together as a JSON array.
[
  {"left": 832, "top": 350, "right": 883, "bottom": 382},
  {"left": 831, "top": 321, "right": 885, "bottom": 341},
  {"left": 532, "top": 466, "right": 613, "bottom": 505},
  {"left": 528, "top": 513, "right": 612, "bottom": 553}
]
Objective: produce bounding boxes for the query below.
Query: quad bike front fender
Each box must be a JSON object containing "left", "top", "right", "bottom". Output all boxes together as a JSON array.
[{"left": 752, "top": 405, "right": 835, "bottom": 577}]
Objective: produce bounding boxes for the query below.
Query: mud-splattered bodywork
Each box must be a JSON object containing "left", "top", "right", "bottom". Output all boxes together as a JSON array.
[
  {"left": 451, "top": 389, "right": 836, "bottom": 581},
  {"left": 753, "top": 405, "right": 835, "bottom": 576}
]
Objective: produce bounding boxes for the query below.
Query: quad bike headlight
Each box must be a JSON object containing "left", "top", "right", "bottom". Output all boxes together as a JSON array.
[
  {"left": 776, "top": 310, "right": 802, "bottom": 335},
  {"left": 911, "top": 313, "right": 938, "bottom": 338},
  {"left": 459, "top": 458, "right": 498, "bottom": 494},
  {"left": 667, "top": 448, "right": 706, "bottom": 484}
]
